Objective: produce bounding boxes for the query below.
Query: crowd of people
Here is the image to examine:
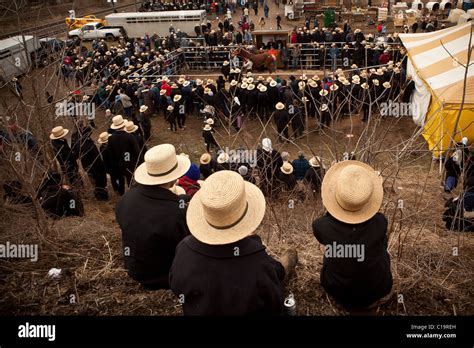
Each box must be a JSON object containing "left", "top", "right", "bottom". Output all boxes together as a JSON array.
[{"left": 2, "top": 5, "right": 473, "bottom": 316}]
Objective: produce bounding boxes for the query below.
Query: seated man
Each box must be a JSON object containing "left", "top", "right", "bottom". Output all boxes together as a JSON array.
[
  {"left": 312, "top": 161, "right": 393, "bottom": 310},
  {"left": 170, "top": 170, "right": 297, "bottom": 315},
  {"left": 116, "top": 144, "right": 191, "bottom": 290}
]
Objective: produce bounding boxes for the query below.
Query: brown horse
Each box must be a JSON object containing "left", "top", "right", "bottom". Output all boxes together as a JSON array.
[{"left": 232, "top": 47, "right": 277, "bottom": 73}]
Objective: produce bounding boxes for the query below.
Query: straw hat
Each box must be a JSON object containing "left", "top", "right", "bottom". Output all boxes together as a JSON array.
[
  {"left": 186, "top": 170, "right": 266, "bottom": 245},
  {"left": 376, "top": 69, "right": 384, "bottom": 76},
  {"left": 98, "top": 132, "right": 111, "bottom": 144},
  {"left": 183, "top": 80, "right": 190, "bottom": 87},
  {"left": 223, "top": 60, "right": 229, "bottom": 66},
  {"left": 247, "top": 77, "right": 254, "bottom": 84},
  {"left": 247, "top": 84, "right": 255, "bottom": 91},
  {"left": 217, "top": 152, "right": 230, "bottom": 164},
  {"left": 313, "top": 75, "right": 320, "bottom": 81},
  {"left": 125, "top": 121, "right": 138, "bottom": 133},
  {"left": 308, "top": 80, "right": 318, "bottom": 88},
  {"left": 298, "top": 81, "right": 306, "bottom": 90},
  {"left": 269, "top": 80, "right": 277, "bottom": 87},
  {"left": 319, "top": 89, "right": 328, "bottom": 96},
  {"left": 275, "top": 102, "right": 285, "bottom": 110},
  {"left": 361, "top": 82, "right": 369, "bottom": 90},
  {"left": 173, "top": 94, "right": 182, "bottom": 102},
  {"left": 383, "top": 82, "right": 391, "bottom": 89},
  {"left": 321, "top": 104, "right": 329, "bottom": 112},
  {"left": 134, "top": 144, "right": 191, "bottom": 185},
  {"left": 309, "top": 156, "right": 322, "bottom": 168},
  {"left": 203, "top": 124, "right": 212, "bottom": 131},
  {"left": 206, "top": 118, "right": 214, "bottom": 125},
  {"left": 259, "top": 85, "right": 267, "bottom": 92},
  {"left": 321, "top": 161, "right": 383, "bottom": 224},
  {"left": 196, "top": 79, "right": 203, "bottom": 86},
  {"left": 281, "top": 162, "right": 294, "bottom": 174},
  {"left": 240, "top": 82, "right": 248, "bottom": 89},
  {"left": 330, "top": 84, "right": 339, "bottom": 91},
  {"left": 342, "top": 79, "right": 350, "bottom": 86},
  {"left": 49, "top": 126, "right": 69, "bottom": 140},
  {"left": 110, "top": 115, "right": 127, "bottom": 129},
  {"left": 160, "top": 89, "right": 167, "bottom": 95},
  {"left": 200, "top": 153, "right": 211, "bottom": 165},
  {"left": 140, "top": 105, "right": 148, "bottom": 113},
  {"left": 230, "top": 80, "right": 238, "bottom": 86},
  {"left": 372, "top": 79, "right": 380, "bottom": 86},
  {"left": 167, "top": 105, "right": 174, "bottom": 111}
]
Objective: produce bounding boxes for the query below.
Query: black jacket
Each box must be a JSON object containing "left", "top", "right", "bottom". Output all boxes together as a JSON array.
[
  {"left": 116, "top": 184, "right": 190, "bottom": 289},
  {"left": 107, "top": 129, "right": 141, "bottom": 172},
  {"left": 312, "top": 213, "right": 392, "bottom": 308},
  {"left": 170, "top": 235, "right": 285, "bottom": 315}
]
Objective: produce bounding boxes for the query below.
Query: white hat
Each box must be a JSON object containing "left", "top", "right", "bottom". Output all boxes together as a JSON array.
[
  {"left": 50, "top": 126, "right": 69, "bottom": 140},
  {"left": 262, "top": 138, "right": 272, "bottom": 152},
  {"left": 134, "top": 144, "right": 191, "bottom": 186},
  {"left": 140, "top": 105, "right": 148, "bottom": 113},
  {"left": 206, "top": 118, "right": 214, "bottom": 125},
  {"left": 110, "top": 115, "right": 127, "bottom": 129},
  {"left": 98, "top": 132, "right": 111, "bottom": 144},
  {"left": 173, "top": 94, "right": 182, "bottom": 102},
  {"left": 321, "top": 104, "right": 329, "bottom": 112},
  {"left": 275, "top": 102, "right": 285, "bottom": 110}
]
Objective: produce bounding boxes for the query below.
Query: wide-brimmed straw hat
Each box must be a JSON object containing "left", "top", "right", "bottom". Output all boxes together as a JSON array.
[
  {"left": 110, "top": 115, "right": 127, "bottom": 129},
  {"left": 160, "top": 89, "right": 167, "bottom": 95},
  {"left": 125, "top": 121, "right": 139, "bottom": 133},
  {"left": 230, "top": 80, "right": 238, "bottom": 86},
  {"left": 98, "top": 132, "right": 111, "bottom": 144},
  {"left": 167, "top": 105, "right": 174, "bottom": 111},
  {"left": 140, "top": 105, "right": 148, "bottom": 113},
  {"left": 383, "top": 82, "right": 391, "bottom": 89},
  {"left": 321, "top": 160, "right": 383, "bottom": 224},
  {"left": 281, "top": 162, "right": 294, "bottom": 174},
  {"left": 173, "top": 94, "right": 182, "bottom": 102},
  {"left": 206, "top": 118, "right": 214, "bottom": 125},
  {"left": 309, "top": 156, "right": 323, "bottom": 168},
  {"left": 275, "top": 102, "right": 285, "bottom": 110},
  {"left": 321, "top": 104, "right": 329, "bottom": 112},
  {"left": 186, "top": 170, "right": 266, "bottom": 245},
  {"left": 361, "top": 82, "right": 369, "bottom": 90},
  {"left": 319, "top": 89, "right": 328, "bottom": 96},
  {"left": 200, "top": 153, "right": 211, "bottom": 165},
  {"left": 217, "top": 152, "right": 230, "bottom": 164},
  {"left": 50, "top": 126, "right": 69, "bottom": 140},
  {"left": 134, "top": 144, "right": 191, "bottom": 185},
  {"left": 269, "top": 80, "right": 277, "bottom": 87},
  {"left": 203, "top": 124, "right": 212, "bottom": 131}
]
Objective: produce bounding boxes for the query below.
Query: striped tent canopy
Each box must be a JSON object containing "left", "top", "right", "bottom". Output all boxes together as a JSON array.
[{"left": 399, "top": 23, "right": 474, "bottom": 104}]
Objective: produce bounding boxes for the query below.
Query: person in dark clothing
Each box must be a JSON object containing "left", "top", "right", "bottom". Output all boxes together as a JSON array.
[
  {"left": 199, "top": 153, "right": 214, "bottom": 179},
  {"left": 292, "top": 151, "right": 310, "bottom": 181},
  {"left": 50, "top": 126, "right": 80, "bottom": 186},
  {"left": 125, "top": 121, "right": 146, "bottom": 165},
  {"left": 277, "top": 162, "right": 297, "bottom": 191},
  {"left": 304, "top": 156, "right": 324, "bottom": 195},
  {"left": 116, "top": 144, "right": 191, "bottom": 290},
  {"left": 138, "top": 105, "right": 152, "bottom": 141},
  {"left": 97, "top": 132, "right": 118, "bottom": 193},
  {"left": 38, "top": 172, "right": 84, "bottom": 218},
  {"left": 221, "top": 60, "right": 230, "bottom": 80},
  {"left": 202, "top": 122, "right": 219, "bottom": 152},
  {"left": 174, "top": 94, "right": 186, "bottom": 130},
  {"left": 71, "top": 123, "right": 108, "bottom": 200},
  {"left": 169, "top": 170, "right": 297, "bottom": 315},
  {"left": 276, "top": 14, "right": 282, "bottom": 30},
  {"left": 313, "top": 161, "right": 392, "bottom": 309},
  {"left": 256, "top": 138, "right": 283, "bottom": 196},
  {"left": 238, "top": 165, "right": 256, "bottom": 185},
  {"left": 274, "top": 102, "right": 290, "bottom": 141},
  {"left": 107, "top": 115, "right": 141, "bottom": 195}
]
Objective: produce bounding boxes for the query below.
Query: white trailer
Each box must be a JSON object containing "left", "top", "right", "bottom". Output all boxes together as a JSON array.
[
  {"left": 105, "top": 10, "right": 207, "bottom": 38},
  {"left": 0, "top": 35, "right": 40, "bottom": 82}
]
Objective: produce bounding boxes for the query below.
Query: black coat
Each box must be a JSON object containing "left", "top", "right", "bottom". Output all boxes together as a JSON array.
[
  {"left": 116, "top": 184, "right": 190, "bottom": 289},
  {"left": 170, "top": 235, "right": 285, "bottom": 315},
  {"left": 312, "top": 213, "right": 392, "bottom": 308},
  {"left": 107, "top": 129, "right": 141, "bottom": 172}
]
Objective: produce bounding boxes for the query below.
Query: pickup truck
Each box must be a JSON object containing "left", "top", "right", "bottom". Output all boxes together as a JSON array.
[{"left": 68, "top": 22, "right": 125, "bottom": 41}]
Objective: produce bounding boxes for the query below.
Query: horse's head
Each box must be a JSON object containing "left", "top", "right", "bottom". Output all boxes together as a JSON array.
[{"left": 231, "top": 47, "right": 241, "bottom": 57}]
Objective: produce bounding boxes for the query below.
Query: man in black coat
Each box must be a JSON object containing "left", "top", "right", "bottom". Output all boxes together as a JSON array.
[
  {"left": 170, "top": 170, "right": 297, "bottom": 315},
  {"left": 256, "top": 138, "right": 283, "bottom": 197},
  {"left": 313, "top": 161, "right": 392, "bottom": 310},
  {"left": 50, "top": 126, "right": 80, "bottom": 186},
  {"left": 71, "top": 123, "right": 108, "bottom": 200},
  {"left": 274, "top": 102, "right": 290, "bottom": 141},
  {"left": 116, "top": 144, "right": 191, "bottom": 290},
  {"left": 107, "top": 115, "right": 141, "bottom": 195}
]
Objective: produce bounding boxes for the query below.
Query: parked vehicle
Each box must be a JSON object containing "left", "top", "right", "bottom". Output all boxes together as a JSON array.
[
  {"left": 0, "top": 35, "right": 40, "bottom": 82},
  {"left": 65, "top": 15, "right": 107, "bottom": 29},
  {"left": 68, "top": 22, "right": 125, "bottom": 41},
  {"left": 104, "top": 10, "right": 206, "bottom": 38}
]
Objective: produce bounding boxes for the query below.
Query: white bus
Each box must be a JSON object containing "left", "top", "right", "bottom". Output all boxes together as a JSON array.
[
  {"left": 105, "top": 10, "right": 206, "bottom": 38},
  {"left": 0, "top": 35, "right": 40, "bottom": 82}
]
